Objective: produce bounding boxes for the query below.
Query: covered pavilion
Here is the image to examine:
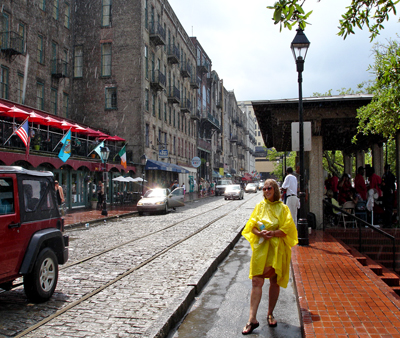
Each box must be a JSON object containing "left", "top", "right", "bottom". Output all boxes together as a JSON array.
[{"left": 251, "top": 94, "right": 397, "bottom": 228}]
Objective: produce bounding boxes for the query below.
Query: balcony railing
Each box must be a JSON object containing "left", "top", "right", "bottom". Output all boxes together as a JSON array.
[
  {"left": 150, "top": 70, "right": 166, "bottom": 91},
  {"left": 167, "top": 44, "right": 180, "bottom": 64},
  {"left": 230, "top": 135, "right": 238, "bottom": 143},
  {"left": 197, "top": 60, "right": 209, "bottom": 74},
  {"left": 190, "top": 75, "right": 200, "bottom": 89},
  {"left": 180, "top": 98, "right": 191, "bottom": 113},
  {"left": 0, "top": 31, "right": 24, "bottom": 59},
  {"left": 207, "top": 113, "right": 219, "bottom": 128},
  {"left": 149, "top": 22, "right": 166, "bottom": 46},
  {"left": 51, "top": 59, "right": 68, "bottom": 78},
  {"left": 167, "top": 85, "right": 180, "bottom": 104},
  {"left": 0, "top": 119, "right": 124, "bottom": 164},
  {"left": 190, "top": 109, "right": 201, "bottom": 120},
  {"left": 180, "top": 62, "right": 191, "bottom": 78}
]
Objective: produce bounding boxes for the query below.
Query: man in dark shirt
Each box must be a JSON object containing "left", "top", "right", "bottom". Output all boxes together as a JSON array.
[{"left": 381, "top": 164, "right": 396, "bottom": 228}]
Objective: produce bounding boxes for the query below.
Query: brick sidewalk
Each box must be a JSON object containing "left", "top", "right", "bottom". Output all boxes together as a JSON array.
[{"left": 292, "top": 230, "right": 400, "bottom": 337}]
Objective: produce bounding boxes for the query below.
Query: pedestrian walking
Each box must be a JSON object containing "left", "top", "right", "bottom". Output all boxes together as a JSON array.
[
  {"left": 55, "top": 180, "right": 65, "bottom": 215},
  {"left": 281, "top": 167, "right": 299, "bottom": 225},
  {"left": 241, "top": 179, "right": 298, "bottom": 335}
]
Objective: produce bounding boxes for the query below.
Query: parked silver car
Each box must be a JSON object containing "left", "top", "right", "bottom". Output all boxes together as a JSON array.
[
  {"left": 137, "top": 188, "right": 185, "bottom": 215},
  {"left": 224, "top": 184, "right": 244, "bottom": 200}
]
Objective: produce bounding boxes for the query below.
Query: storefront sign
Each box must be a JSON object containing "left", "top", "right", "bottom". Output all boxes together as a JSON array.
[{"left": 191, "top": 156, "right": 201, "bottom": 168}]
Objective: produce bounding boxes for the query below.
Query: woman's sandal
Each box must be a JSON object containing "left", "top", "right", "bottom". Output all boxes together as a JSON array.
[
  {"left": 267, "top": 314, "right": 277, "bottom": 327},
  {"left": 242, "top": 321, "right": 259, "bottom": 335}
]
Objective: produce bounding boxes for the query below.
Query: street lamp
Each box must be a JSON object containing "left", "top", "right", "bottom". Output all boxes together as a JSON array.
[
  {"left": 100, "top": 146, "right": 110, "bottom": 216},
  {"left": 291, "top": 27, "right": 310, "bottom": 246},
  {"left": 140, "top": 154, "right": 147, "bottom": 195}
]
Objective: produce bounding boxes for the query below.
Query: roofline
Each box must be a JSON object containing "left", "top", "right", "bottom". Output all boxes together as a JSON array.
[{"left": 251, "top": 94, "right": 373, "bottom": 106}]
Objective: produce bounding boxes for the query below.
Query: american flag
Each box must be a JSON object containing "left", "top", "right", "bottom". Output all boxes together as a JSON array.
[{"left": 15, "top": 119, "right": 29, "bottom": 147}]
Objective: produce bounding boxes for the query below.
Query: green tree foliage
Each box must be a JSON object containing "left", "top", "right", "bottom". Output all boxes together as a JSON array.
[
  {"left": 355, "top": 39, "right": 400, "bottom": 141},
  {"left": 268, "top": 0, "right": 399, "bottom": 41}
]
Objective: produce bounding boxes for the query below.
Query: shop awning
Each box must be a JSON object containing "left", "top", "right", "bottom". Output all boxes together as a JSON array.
[
  {"left": 213, "top": 171, "right": 222, "bottom": 178},
  {"left": 145, "top": 159, "right": 189, "bottom": 173}
]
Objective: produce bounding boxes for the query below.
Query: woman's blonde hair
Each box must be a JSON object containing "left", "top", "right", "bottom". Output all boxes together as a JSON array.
[{"left": 265, "top": 179, "right": 281, "bottom": 202}]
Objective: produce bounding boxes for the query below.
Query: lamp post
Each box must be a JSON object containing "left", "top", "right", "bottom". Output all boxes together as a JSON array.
[
  {"left": 140, "top": 154, "right": 147, "bottom": 195},
  {"left": 291, "top": 27, "right": 310, "bottom": 246},
  {"left": 100, "top": 146, "right": 110, "bottom": 216}
]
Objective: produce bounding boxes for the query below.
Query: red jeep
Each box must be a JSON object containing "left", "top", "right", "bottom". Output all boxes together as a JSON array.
[{"left": 0, "top": 166, "right": 69, "bottom": 302}]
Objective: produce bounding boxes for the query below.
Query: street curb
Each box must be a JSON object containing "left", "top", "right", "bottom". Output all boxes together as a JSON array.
[
  {"left": 144, "top": 226, "right": 245, "bottom": 338},
  {"left": 64, "top": 211, "right": 138, "bottom": 229}
]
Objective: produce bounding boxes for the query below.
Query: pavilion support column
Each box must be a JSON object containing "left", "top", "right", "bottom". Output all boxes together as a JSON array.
[
  {"left": 309, "top": 136, "right": 323, "bottom": 229},
  {"left": 372, "top": 143, "right": 384, "bottom": 177},
  {"left": 343, "top": 152, "right": 352, "bottom": 176},
  {"left": 355, "top": 150, "right": 365, "bottom": 172}
]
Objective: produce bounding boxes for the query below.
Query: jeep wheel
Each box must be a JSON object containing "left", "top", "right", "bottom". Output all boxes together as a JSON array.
[{"left": 24, "top": 248, "right": 58, "bottom": 303}]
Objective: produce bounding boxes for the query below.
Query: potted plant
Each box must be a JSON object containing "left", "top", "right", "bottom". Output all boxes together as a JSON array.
[
  {"left": 32, "top": 134, "right": 41, "bottom": 150},
  {"left": 91, "top": 197, "right": 98, "bottom": 209}
]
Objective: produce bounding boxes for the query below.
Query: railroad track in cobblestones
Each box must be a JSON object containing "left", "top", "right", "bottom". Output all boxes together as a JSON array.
[
  {"left": 12, "top": 194, "right": 260, "bottom": 338},
  {"left": 60, "top": 200, "right": 230, "bottom": 271}
]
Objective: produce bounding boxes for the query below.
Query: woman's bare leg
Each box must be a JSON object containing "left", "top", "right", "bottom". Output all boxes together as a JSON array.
[
  {"left": 247, "top": 276, "right": 264, "bottom": 324},
  {"left": 267, "top": 274, "right": 279, "bottom": 324}
]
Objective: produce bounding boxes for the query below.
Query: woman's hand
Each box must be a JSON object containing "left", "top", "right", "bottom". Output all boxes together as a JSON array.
[{"left": 259, "top": 230, "right": 274, "bottom": 240}]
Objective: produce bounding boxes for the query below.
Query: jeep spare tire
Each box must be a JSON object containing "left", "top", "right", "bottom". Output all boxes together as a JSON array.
[{"left": 24, "top": 248, "right": 59, "bottom": 303}]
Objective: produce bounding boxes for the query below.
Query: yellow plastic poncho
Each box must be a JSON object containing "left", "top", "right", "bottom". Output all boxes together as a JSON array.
[{"left": 242, "top": 198, "right": 298, "bottom": 288}]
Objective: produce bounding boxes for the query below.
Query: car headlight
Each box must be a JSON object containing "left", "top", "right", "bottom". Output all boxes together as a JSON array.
[
  {"left": 155, "top": 201, "right": 165, "bottom": 205},
  {"left": 137, "top": 201, "right": 143, "bottom": 206}
]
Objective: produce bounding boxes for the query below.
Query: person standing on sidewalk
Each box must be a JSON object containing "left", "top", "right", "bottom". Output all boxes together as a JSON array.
[
  {"left": 97, "top": 181, "right": 104, "bottom": 210},
  {"left": 241, "top": 179, "right": 298, "bottom": 335},
  {"left": 55, "top": 181, "right": 65, "bottom": 215},
  {"left": 281, "top": 167, "right": 299, "bottom": 226}
]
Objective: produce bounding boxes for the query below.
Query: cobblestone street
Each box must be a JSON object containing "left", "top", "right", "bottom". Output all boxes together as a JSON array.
[{"left": 0, "top": 193, "right": 262, "bottom": 338}]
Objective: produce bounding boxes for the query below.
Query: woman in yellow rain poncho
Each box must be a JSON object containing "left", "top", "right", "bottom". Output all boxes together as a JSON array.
[{"left": 241, "top": 179, "right": 298, "bottom": 335}]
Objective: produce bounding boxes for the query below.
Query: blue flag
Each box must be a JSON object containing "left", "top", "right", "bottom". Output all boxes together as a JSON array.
[
  {"left": 93, "top": 141, "right": 105, "bottom": 162},
  {"left": 58, "top": 129, "right": 72, "bottom": 162}
]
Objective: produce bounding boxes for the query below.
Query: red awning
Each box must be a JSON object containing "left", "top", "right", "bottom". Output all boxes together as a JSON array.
[{"left": 99, "top": 135, "right": 126, "bottom": 142}]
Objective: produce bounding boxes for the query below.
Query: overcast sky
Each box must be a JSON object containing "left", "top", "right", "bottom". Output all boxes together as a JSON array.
[{"left": 167, "top": 0, "right": 399, "bottom": 101}]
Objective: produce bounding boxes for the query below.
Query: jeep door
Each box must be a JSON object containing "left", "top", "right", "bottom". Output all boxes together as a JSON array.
[
  {"left": 0, "top": 174, "right": 21, "bottom": 280},
  {"left": 167, "top": 187, "right": 185, "bottom": 208}
]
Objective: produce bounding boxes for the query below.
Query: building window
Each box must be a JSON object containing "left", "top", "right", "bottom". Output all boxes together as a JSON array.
[
  {"left": 169, "top": 106, "right": 171, "bottom": 125},
  {"left": 144, "top": 45, "right": 148, "bottom": 79},
  {"left": 63, "top": 93, "right": 69, "bottom": 118},
  {"left": 144, "top": 0, "right": 148, "bottom": 29},
  {"left": 36, "top": 82, "right": 44, "bottom": 110},
  {"left": 39, "top": 0, "right": 46, "bottom": 11},
  {"left": 173, "top": 136, "right": 176, "bottom": 155},
  {"left": 101, "top": 43, "right": 111, "bottom": 77},
  {"left": 0, "top": 66, "right": 9, "bottom": 99},
  {"left": 51, "top": 87, "right": 58, "bottom": 114},
  {"left": 102, "top": 0, "right": 111, "bottom": 27},
  {"left": 158, "top": 100, "right": 161, "bottom": 120},
  {"left": 74, "top": 46, "right": 83, "bottom": 78},
  {"left": 52, "top": 0, "right": 59, "bottom": 20},
  {"left": 145, "top": 89, "right": 149, "bottom": 111},
  {"left": 18, "top": 24, "right": 25, "bottom": 53},
  {"left": 17, "top": 73, "right": 24, "bottom": 104},
  {"left": 152, "top": 93, "right": 156, "bottom": 116},
  {"left": 164, "top": 103, "right": 167, "bottom": 122},
  {"left": 145, "top": 124, "right": 149, "bottom": 147},
  {"left": 64, "top": 2, "right": 70, "bottom": 28},
  {"left": 105, "top": 87, "right": 117, "bottom": 109},
  {"left": 173, "top": 109, "right": 175, "bottom": 127},
  {"left": 51, "top": 41, "right": 58, "bottom": 74},
  {"left": 37, "top": 35, "right": 44, "bottom": 64}
]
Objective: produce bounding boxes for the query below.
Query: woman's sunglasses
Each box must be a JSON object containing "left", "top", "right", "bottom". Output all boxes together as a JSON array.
[{"left": 263, "top": 186, "right": 273, "bottom": 191}]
